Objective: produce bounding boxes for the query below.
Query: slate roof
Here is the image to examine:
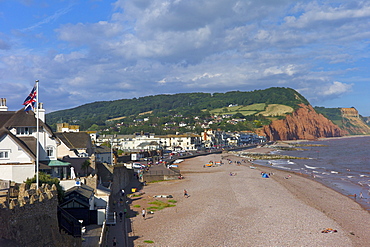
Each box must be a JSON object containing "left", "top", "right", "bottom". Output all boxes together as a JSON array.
[
  {"left": 55, "top": 132, "right": 91, "bottom": 150},
  {"left": 95, "top": 145, "right": 111, "bottom": 154},
  {"left": 65, "top": 183, "right": 94, "bottom": 199},
  {"left": 60, "top": 196, "right": 89, "bottom": 208},
  {"left": 0, "top": 111, "right": 14, "bottom": 127},
  {"left": 137, "top": 141, "right": 159, "bottom": 148},
  {"left": 0, "top": 109, "right": 54, "bottom": 135},
  {"left": 18, "top": 136, "right": 37, "bottom": 157}
]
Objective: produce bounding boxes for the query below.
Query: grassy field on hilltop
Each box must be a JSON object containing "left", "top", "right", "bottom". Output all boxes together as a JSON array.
[
  {"left": 209, "top": 103, "right": 293, "bottom": 117},
  {"left": 259, "top": 104, "right": 294, "bottom": 116},
  {"left": 209, "top": 103, "right": 266, "bottom": 115}
]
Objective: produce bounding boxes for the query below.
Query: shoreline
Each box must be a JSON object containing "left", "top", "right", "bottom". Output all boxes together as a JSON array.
[
  {"left": 255, "top": 162, "right": 370, "bottom": 246},
  {"left": 272, "top": 134, "right": 370, "bottom": 144},
  {"left": 128, "top": 150, "right": 370, "bottom": 246},
  {"left": 248, "top": 141, "right": 370, "bottom": 212},
  {"left": 238, "top": 146, "right": 370, "bottom": 245}
]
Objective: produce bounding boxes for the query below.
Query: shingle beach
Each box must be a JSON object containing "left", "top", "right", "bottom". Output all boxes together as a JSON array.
[{"left": 129, "top": 148, "right": 370, "bottom": 247}]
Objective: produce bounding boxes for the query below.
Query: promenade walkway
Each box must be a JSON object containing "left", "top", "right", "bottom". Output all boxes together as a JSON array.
[{"left": 106, "top": 176, "right": 143, "bottom": 247}]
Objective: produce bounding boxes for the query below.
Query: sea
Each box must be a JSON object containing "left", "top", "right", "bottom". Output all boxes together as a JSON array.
[{"left": 251, "top": 136, "right": 370, "bottom": 211}]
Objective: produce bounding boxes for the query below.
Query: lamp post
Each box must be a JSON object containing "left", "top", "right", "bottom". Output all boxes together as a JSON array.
[{"left": 111, "top": 136, "right": 114, "bottom": 165}]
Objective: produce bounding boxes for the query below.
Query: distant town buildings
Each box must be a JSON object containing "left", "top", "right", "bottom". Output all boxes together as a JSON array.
[{"left": 95, "top": 130, "right": 265, "bottom": 152}]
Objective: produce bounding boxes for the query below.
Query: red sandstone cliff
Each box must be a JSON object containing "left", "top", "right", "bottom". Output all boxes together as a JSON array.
[
  {"left": 258, "top": 104, "right": 348, "bottom": 141},
  {"left": 340, "top": 108, "right": 370, "bottom": 135}
]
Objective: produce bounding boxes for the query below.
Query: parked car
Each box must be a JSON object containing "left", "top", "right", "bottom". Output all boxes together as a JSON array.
[
  {"left": 132, "top": 162, "right": 145, "bottom": 169},
  {"left": 173, "top": 159, "right": 184, "bottom": 164}
]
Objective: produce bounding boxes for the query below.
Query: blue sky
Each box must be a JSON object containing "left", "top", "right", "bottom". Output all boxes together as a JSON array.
[{"left": 1, "top": 0, "right": 370, "bottom": 115}]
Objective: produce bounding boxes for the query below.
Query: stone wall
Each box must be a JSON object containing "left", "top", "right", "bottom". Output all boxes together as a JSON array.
[
  {"left": 96, "top": 162, "right": 114, "bottom": 185},
  {"left": 142, "top": 174, "right": 179, "bottom": 183},
  {"left": 84, "top": 174, "right": 98, "bottom": 192},
  {"left": 111, "top": 165, "right": 133, "bottom": 195},
  {"left": 0, "top": 183, "right": 81, "bottom": 247}
]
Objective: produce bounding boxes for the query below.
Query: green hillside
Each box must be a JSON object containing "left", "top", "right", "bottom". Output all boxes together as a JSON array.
[{"left": 46, "top": 87, "right": 309, "bottom": 131}]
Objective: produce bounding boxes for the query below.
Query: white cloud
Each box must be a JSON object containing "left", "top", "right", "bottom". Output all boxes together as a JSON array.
[
  {"left": 285, "top": 2, "right": 370, "bottom": 28},
  {"left": 1, "top": 0, "right": 370, "bottom": 113},
  {"left": 264, "top": 65, "right": 296, "bottom": 76},
  {"left": 318, "top": 81, "right": 353, "bottom": 96}
]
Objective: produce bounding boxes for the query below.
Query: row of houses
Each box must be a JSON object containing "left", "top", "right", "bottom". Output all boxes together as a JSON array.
[
  {"left": 0, "top": 97, "right": 266, "bottom": 184},
  {"left": 95, "top": 130, "right": 265, "bottom": 152}
]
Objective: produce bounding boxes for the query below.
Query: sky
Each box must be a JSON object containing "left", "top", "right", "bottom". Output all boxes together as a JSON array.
[{"left": 1, "top": 0, "right": 370, "bottom": 115}]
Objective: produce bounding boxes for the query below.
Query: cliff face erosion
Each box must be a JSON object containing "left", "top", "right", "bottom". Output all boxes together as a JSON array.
[
  {"left": 258, "top": 104, "right": 348, "bottom": 141},
  {"left": 340, "top": 108, "right": 370, "bottom": 135}
]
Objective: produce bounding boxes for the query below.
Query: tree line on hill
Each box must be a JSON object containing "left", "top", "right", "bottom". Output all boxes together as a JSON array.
[{"left": 46, "top": 87, "right": 309, "bottom": 133}]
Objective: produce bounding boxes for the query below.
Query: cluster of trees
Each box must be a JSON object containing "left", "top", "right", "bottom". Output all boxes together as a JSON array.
[{"left": 46, "top": 87, "right": 309, "bottom": 133}]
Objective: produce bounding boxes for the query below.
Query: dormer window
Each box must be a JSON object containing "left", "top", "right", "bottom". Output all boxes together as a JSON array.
[{"left": 16, "top": 127, "right": 34, "bottom": 136}]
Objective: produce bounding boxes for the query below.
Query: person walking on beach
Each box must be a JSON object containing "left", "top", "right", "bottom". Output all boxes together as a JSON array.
[
  {"left": 142, "top": 208, "right": 146, "bottom": 220},
  {"left": 184, "top": 189, "right": 189, "bottom": 198}
]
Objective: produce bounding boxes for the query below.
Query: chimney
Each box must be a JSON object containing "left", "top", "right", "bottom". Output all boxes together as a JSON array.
[
  {"left": 37, "top": 102, "right": 45, "bottom": 122},
  {"left": 0, "top": 98, "right": 8, "bottom": 111}
]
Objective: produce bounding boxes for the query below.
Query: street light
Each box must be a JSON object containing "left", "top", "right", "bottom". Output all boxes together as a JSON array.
[{"left": 111, "top": 137, "right": 114, "bottom": 165}]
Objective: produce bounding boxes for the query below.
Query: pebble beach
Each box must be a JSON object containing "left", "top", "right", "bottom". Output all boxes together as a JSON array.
[{"left": 129, "top": 148, "right": 370, "bottom": 247}]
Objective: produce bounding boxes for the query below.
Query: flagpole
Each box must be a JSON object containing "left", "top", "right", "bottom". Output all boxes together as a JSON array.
[{"left": 36, "top": 80, "right": 39, "bottom": 191}]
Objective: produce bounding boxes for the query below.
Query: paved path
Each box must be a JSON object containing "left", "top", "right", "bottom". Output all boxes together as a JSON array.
[
  {"left": 106, "top": 176, "right": 143, "bottom": 247},
  {"left": 106, "top": 192, "right": 128, "bottom": 247}
]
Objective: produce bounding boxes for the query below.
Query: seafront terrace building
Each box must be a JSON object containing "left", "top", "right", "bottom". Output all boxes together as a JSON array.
[
  {"left": 96, "top": 133, "right": 160, "bottom": 152},
  {"left": 156, "top": 133, "right": 202, "bottom": 151},
  {"left": 96, "top": 132, "right": 202, "bottom": 152},
  {"left": 95, "top": 131, "right": 265, "bottom": 154},
  {"left": 201, "top": 130, "right": 265, "bottom": 148}
]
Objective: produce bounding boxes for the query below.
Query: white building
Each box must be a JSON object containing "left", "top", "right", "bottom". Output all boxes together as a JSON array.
[
  {"left": 96, "top": 133, "right": 202, "bottom": 152},
  {"left": 157, "top": 133, "right": 201, "bottom": 151},
  {"left": 0, "top": 99, "right": 64, "bottom": 183}
]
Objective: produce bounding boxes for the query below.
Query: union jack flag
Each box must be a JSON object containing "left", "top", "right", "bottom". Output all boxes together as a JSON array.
[{"left": 23, "top": 83, "right": 37, "bottom": 111}]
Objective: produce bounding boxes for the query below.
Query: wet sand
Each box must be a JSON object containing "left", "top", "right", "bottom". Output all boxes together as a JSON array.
[{"left": 129, "top": 149, "right": 370, "bottom": 246}]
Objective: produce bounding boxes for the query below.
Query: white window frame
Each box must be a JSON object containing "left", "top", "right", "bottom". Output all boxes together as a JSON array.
[
  {"left": 0, "top": 150, "right": 10, "bottom": 159},
  {"left": 16, "top": 127, "right": 34, "bottom": 136}
]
